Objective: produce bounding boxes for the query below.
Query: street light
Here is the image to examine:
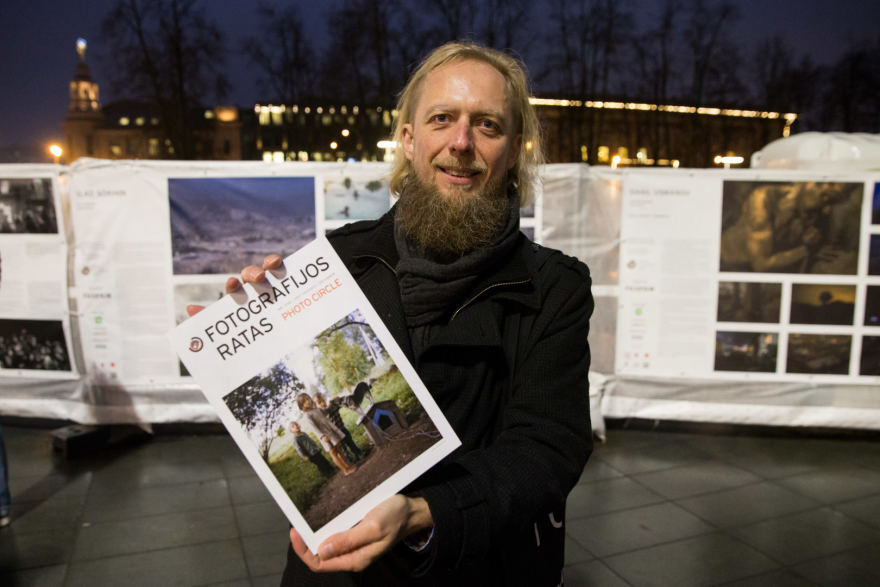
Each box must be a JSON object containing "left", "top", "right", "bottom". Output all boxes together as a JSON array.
[
  {"left": 49, "top": 144, "right": 63, "bottom": 164},
  {"left": 714, "top": 155, "right": 744, "bottom": 169}
]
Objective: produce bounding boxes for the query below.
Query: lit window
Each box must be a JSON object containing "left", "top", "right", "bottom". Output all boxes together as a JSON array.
[
  {"left": 272, "top": 151, "right": 284, "bottom": 162},
  {"left": 617, "top": 147, "right": 628, "bottom": 159},
  {"left": 110, "top": 144, "right": 122, "bottom": 156},
  {"left": 119, "top": 117, "right": 130, "bottom": 126},
  {"left": 148, "top": 138, "right": 159, "bottom": 156},
  {"left": 298, "top": 151, "right": 308, "bottom": 162},
  {"left": 262, "top": 152, "right": 273, "bottom": 162},
  {"left": 322, "top": 115, "right": 332, "bottom": 126},
  {"left": 204, "top": 109, "right": 214, "bottom": 119},
  {"left": 135, "top": 117, "right": 145, "bottom": 126},
  {"left": 258, "top": 108, "right": 270, "bottom": 126},
  {"left": 597, "top": 146, "right": 609, "bottom": 163},
  {"left": 151, "top": 117, "right": 159, "bottom": 125}
]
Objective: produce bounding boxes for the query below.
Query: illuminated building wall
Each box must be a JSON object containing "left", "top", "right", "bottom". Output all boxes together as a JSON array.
[
  {"left": 532, "top": 97, "right": 797, "bottom": 168},
  {"left": 251, "top": 103, "right": 396, "bottom": 163}
]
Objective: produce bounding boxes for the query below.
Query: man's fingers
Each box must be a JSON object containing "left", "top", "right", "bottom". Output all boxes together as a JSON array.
[
  {"left": 186, "top": 304, "right": 205, "bottom": 317},
  {"left": 239, "top": 265, "right": 266, "bottom": 285},
  {"left": 225, "top": 276, "right": 243, "bottom": 294},
  {"left": 290, "top": 528, "right": 323, "bottom": 572},
  {"left": 263, "top": 254, "right": 283, "bottom": 271}
]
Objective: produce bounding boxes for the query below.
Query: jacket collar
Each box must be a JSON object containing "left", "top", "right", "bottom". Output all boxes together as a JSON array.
[{"left": 339, "top": 205, "right": 545, "bottom": 353}]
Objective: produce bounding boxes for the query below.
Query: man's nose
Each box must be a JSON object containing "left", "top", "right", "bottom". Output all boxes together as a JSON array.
[{"left": 449, "top": 119, "right": 474, "bottom": 154}]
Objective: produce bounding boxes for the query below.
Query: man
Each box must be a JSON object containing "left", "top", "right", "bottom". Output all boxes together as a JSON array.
[{"left": 214, "top": 41, "right": 593, "bottom": 585}]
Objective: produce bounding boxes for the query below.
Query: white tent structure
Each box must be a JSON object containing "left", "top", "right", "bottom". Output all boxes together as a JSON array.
[{"left": 751, "top": 131, "right": 880, "bottom": 170}]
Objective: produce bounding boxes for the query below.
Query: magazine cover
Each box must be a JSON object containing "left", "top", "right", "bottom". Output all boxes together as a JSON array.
[{"left": 170, "top": 237, "right": 460, "bottom": 553}]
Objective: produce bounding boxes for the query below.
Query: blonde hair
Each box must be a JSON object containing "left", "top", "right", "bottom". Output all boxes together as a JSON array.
[{"left": 390, "top": 41, "right": 544, "bottom": 206}]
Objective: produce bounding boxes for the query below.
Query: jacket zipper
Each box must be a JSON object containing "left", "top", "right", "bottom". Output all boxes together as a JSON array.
[
  {"left": 450, "top": 279, "right": 530, "bottom": 321},
  {"left": 353, "top": 254, "right": 397, "bottom": 275}
]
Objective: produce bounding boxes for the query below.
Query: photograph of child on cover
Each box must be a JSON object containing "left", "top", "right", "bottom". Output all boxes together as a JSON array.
[
  {"left": 169, "top": 176, "right": 316, "bottom": 275},
  {"left": 222, "top": 309, "right": 442, "bottom": 531},
  {"left": 0, "top": 178, "right": 58, "bottom": 234},
  {"left": 0, "top": 318, "right": 71, "bottom": 371},
  {"left": 789, "top": 283, "right": 856, "bottom": 326},
  {"left": 716, "top": 281, "right": 781, "bottom": 323},
  {"left": 719, "top": 181, "right": 862, "bottom": 274},
  {"left": 786, "top": 333, "right": 851, "bottom": 375},
  {"left": 714, "top": 331, "right": 777, "bottom": 372}
]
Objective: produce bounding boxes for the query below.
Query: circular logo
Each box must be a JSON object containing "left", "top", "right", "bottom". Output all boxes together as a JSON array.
[{"left": 189, "top": 337, "right": 204, "bottom": 352}]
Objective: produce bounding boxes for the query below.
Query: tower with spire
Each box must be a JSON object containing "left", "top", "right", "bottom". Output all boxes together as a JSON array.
[{"left": 63, "top": 38, "right": 103, "bottom": 162}]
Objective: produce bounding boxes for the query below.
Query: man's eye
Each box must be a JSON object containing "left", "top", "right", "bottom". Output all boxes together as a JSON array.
[
  {"left": 432, "top": 114, "right": 449, "bottom": 123},
  {"left": 479, "top": 120, "right": 498, "bottom": 130}
]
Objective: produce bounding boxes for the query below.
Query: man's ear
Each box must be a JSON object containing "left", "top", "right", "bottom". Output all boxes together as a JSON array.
[
  {"left": 401, "top": 124, "right": 415, "bottom": 161},
  {"left": 508, "top": 134, "right": 522, "bottom": 170}
]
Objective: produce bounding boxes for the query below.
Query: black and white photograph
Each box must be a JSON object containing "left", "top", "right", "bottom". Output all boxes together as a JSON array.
[
  {"left": 789, "top": 283, "right": 855, "bottom": 326},
  {"left": 169, "top": 176, "right": 316, "bottom": 275},
  {"left": 0, "top": 178, "right": 58, "bottom": 234},
  {"left": 222, "top": 309, "right": 442, "bottom": 532},
  {"left": 860, "top": 336, "right": 880, "bottom": 376},
  {"left": 716, "top": 281, "right": 781, "bottom": 323},
  {"left": 714, "top": 331, "right": 777, "bottom": 372},
  {"left": 866, "top": 286, "right": 880, "bottom": 326},
  {"left": 0, "top": 318, "right": 71, "bottom": 371},
  {"left": 719, "top": 180, "right": 862, "bottom": 274},
  {"left": 786, "top": 333, "right": 851, "bottom": 375},
  {"left": 323, "top": 174, "right": 390, "bottom": 221}
]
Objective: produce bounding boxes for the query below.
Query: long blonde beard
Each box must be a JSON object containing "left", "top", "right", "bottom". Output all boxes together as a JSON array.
[{"left": 396, "top": 172, "right": 510, "bottom": 261}]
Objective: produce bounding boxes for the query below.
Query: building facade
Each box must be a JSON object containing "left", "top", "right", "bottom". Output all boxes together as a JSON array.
[{"left": 61, "top": 43, "right": 242, "bottom": 163}]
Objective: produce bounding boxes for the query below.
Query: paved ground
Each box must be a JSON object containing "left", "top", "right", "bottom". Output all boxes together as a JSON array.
[{"left": 1, "top": 419, "right": 879, "bottom": 586}]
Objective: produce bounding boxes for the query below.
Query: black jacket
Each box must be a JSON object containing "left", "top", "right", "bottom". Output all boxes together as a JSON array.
[{"left": 283, "top": 207, "right": 594, "bottom": 586}]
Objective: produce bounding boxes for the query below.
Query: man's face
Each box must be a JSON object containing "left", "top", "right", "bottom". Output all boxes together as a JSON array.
[{"left": 401, "top": 59, "right": 521, "bottom": 201}]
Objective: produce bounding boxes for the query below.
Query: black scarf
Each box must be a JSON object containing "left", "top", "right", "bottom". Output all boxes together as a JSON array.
[{"left": 394, "top": 191, "right": 522, "bottom": 327}]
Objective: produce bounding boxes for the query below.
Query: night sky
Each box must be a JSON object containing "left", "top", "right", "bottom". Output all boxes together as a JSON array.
[{"left": 1, "top": 0, "right": 877, "bottom": 157}]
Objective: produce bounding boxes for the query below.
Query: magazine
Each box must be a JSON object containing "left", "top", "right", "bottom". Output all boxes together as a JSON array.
[{"left": 170, "top": 237, "right": 460, "bottom": 553}]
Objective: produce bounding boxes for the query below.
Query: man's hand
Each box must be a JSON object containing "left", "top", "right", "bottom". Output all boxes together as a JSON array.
[
  {"left": 185, "top": 254, "right": 283, "bottom": 317},
  {"left": 290, "top": 494, "right": 433, "bottom": 573}
]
